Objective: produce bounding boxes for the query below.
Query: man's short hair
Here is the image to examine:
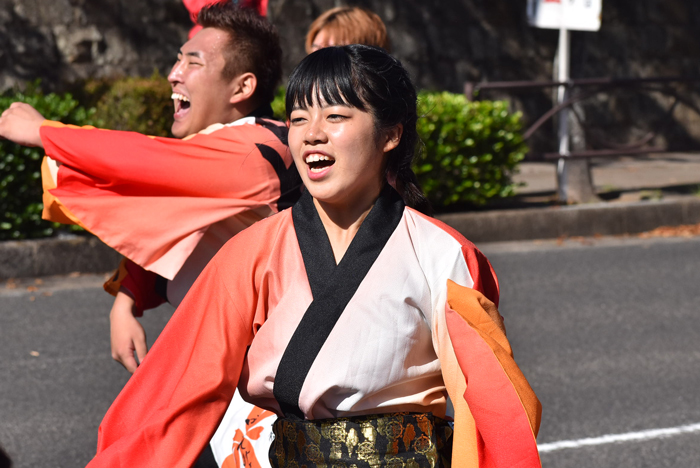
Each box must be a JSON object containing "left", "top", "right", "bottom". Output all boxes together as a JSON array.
[
  {"left": 198, "top": 3, "right": 282, "bottom": 106},
  {"left": 305, "top": 6, "right": 390, "bottom": 54}
]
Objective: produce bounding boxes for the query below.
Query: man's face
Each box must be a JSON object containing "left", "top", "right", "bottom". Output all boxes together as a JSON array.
[{"left": 168, "top": 27, "right": 238, "bottom": 138}]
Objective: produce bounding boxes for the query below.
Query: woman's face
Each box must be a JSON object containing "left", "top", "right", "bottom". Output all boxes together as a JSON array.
[{"left": 288, "top": 99, "right": 400, "bottom": 209}]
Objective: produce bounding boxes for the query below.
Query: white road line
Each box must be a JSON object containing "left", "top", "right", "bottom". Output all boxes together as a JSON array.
[{"left": 538, "top": 422, "right": 700, "bottom": 453}]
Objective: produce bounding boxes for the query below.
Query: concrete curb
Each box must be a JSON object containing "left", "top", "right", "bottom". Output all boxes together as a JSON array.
[
  {"left": 437, "top": 196, "right": 700, "bottom": 243},
  {"left": 2, "top": 196, "right": 699, "bottom": 279},
  {"left": 0, "top": 236, "right": 121, "bottom": 280}
]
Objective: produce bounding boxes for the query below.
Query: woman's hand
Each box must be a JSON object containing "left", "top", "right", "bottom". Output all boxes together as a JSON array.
[
  {"left": 109, "top": 291, "right": 147, "bottom": 374},
  {"left": 0, "top": 102, "right": 45, "bottom": 148}
]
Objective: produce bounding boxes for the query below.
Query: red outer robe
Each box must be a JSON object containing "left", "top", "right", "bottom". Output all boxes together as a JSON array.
[
  {"left": 85, "top": 205, "right": 542, "bottom": 468},
  {"left": 40, "top": 119, "right": 296, "bottom": 282}
]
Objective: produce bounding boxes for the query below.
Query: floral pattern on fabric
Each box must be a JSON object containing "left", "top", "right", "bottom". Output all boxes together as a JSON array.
[
  {"left": 270, "top": 413, "right": 452, "bottom": 468},
  {"left": 222, "top": 406, "right": 276, "bottom": 468}
]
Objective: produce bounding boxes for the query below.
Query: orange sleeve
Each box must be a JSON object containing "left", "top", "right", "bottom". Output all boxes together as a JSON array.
[
  {"left": 40, "top": 121, "right": 283, "bottom": 201},
  {"left": 38, "top": 121, "right": 293, "bottom": 280},
  {"left": 443, "top": 281, "right": 542, "bottom": 468},
  {"left": 87, "top": 257, "right": 255, "bottom": 468},
  {"left": 84, "top": 213, "right": 285, "bottom": 467}
]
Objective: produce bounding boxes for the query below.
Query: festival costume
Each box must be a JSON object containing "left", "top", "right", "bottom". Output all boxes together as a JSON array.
[
  {"left": 40, "top": 114, "right": 300, "bottom": 284},
  {"left": 87, "top": 187, "right": 542, "bottom": 468},
  {"left": 39, "top": 114, "right": 301, "bottom": 468}
]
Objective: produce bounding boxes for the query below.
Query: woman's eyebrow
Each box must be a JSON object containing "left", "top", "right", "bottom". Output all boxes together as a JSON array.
[{"left": 321, "top": 103, "right": 351, "bottom": 109}]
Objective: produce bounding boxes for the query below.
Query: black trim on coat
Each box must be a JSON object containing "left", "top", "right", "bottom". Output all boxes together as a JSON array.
[{"left": 273, "top": 185, "right": 405, "bottom": 419}]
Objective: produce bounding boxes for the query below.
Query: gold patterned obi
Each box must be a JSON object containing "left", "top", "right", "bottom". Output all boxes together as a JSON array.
[{"left": 269, "top": 412, "right": 452, "bottom": 468}]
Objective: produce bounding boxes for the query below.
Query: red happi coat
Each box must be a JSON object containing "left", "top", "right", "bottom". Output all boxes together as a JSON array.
[
  {"left": 40, "top": 117, "right": 298, "bottom": 283},
  {"left": 86, "top": 189, "right": 542, "bottom": 468}
]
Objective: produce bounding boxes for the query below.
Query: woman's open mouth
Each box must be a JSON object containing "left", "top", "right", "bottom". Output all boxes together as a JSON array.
[{"left": 305, "top": 154, "right": 335, "bottom": 173}]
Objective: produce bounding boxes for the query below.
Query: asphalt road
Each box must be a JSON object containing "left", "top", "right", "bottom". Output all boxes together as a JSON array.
[
  {"left": 2, "top": 235, "right": 700, "bottom": 467},
  {"left": 481, "top": 235, "right": 700, "bottom": 468},
  {"left": 0, "top": 274, "right": 174, "bottom": 468}
]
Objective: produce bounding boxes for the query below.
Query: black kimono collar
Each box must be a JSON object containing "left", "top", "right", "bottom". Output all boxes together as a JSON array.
[
  {"left": 274, "top": 185, "right": 405, "bottom": 419},
  {"left": 292, "top": 184, "right": 405, "bottom": 297}
]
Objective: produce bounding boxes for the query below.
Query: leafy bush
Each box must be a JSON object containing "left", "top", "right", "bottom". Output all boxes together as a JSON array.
[
  {"left": 1, "top": 79, "right": 526, "bottom": 241},
  {"left": 415, "top": 91, "right": 526, "bottom": 207},
  {"left": 1, "top": 74, "right": 173, "bottom": 240},
  {"left": 0, "top": 82, "right": 96, "bottom": 240},
  {"left": 87, "top": 72, "right": 173, "bottom": 137},
  {"left": 272, "top": 87, "right": 525, "bottom": 208},
  {"left": 271, "top": 85, "right": 286, "bottom": 121}
]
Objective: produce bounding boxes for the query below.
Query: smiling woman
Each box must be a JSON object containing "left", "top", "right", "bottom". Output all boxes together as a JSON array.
[
  {"left": 286, "top": 45, "right": 425, "bottom": 262},
  {"left": 86, "top": 45, "right": 542, "bottom": 468}
]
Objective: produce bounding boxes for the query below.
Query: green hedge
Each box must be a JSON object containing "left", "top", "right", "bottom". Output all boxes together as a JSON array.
[
  {"left": 2, "top": 81, "right": 525, "bottom": 240},
  {"left": 271, "top": 85, "right": 286, "bottom": 121},
  {"left": 87, "top": 72, "right": 173, "bottom": 136},
  {"left": 0, "top": 76, "right": 175, "bottom": 240},
  {"left": 0, "top": 83, "right": 96, "bottom": 240},
  {"left": 415, "top": 91, "right": 526, "bottom": 207}
]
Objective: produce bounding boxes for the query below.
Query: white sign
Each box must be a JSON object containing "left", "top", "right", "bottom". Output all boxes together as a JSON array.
[{"left": 527, "top": 0, "right": 602, "bottom": 31}]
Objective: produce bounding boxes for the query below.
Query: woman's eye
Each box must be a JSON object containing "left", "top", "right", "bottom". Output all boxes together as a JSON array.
[
  {"left": 290, "top": 117, "right": 306, "bottom": 124},
  {"left": 328, "top": 114, "right": 347, "bottom": 121}
]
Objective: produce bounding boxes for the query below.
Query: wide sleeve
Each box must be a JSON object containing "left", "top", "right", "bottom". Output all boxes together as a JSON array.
[
  {"left": 103, "top": 258, "right": 166, "bottom": 316},
  {"left": 39, "top": 120, "right": 290, "bottom": 280},
  {"left": 87, "top": 256, "right": 255, "bottom": 468},
  {"left": 436, "top": 280, "right": 542, "bottom": 468}
]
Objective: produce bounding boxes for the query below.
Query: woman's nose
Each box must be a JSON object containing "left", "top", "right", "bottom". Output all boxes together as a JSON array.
[{"left": 305, "top": 119, "right": 327, "bottom": 144}]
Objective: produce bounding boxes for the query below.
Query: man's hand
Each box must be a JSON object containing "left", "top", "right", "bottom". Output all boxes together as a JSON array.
[
  {"left": 0, "top": 102, "right": 46, "bottom": 148},
  {"left": 109, "top": 291, "right": 147, "bottom": 374}
]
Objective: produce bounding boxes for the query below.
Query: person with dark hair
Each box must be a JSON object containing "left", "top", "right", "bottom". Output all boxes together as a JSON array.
[
  {"left": 305, "top": 6, "right": 390, "bottom": 53},
  {"left": 82, "top": 45, "right": 541, "bottom": 468},
  {"left": 0, "top": 3, "right": 299, "bottom": 467},
  {"left": 183, "top": 0, "right": 268, "bottom": 39}
]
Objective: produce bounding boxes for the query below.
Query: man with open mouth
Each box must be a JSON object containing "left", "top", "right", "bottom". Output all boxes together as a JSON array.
[{"left": 0, "top": 3, "right": 300, "bottom": 467}]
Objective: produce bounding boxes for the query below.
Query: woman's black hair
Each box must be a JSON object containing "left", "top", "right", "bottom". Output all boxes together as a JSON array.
[{"left": 286, "top": 44, "right": 431, "bottom": 215}]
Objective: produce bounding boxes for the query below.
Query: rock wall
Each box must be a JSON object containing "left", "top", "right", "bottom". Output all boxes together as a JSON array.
[
  {"left": 2, "top": 0, "right": 699, "bottom": 152},
  {"left": 271, "top": 0, "right": 700, "bottom": 152},
  {"left": 0, "top": 0, "right": 190, "bottom": 90},
  {"left": 274, "top": 1, "right": 700, "bottom": 89}
]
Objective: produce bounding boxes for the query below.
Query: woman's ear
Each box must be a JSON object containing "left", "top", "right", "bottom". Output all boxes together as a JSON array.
[{"left": 383, "top": 124, "right": 403, "bottom": 153}]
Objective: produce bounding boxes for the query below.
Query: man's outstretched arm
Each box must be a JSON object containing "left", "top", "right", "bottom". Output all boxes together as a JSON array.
[{"left": 0, "top": 102, "right": 45, "bottom": 148}]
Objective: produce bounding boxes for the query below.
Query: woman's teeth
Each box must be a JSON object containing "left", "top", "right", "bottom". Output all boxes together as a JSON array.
[
  {"left": 305, "top": 154, "right": 332, "bottom": 163},
  {"left": 305, "top": 154, "right": 334, "bottom": 173}
]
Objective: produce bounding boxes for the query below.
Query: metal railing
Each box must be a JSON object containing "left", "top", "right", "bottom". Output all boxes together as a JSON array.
[{"left": 464, "top": 76, "right": 700, "bottom": 161}]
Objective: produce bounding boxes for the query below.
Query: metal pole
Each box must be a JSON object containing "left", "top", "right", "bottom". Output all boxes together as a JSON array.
[{"left": 556, "top": 27, "right": 570, "bottom": 200}]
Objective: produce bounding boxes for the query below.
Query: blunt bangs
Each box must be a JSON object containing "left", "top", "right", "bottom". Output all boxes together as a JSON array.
[{"left": 286, "top": 47, "right": 367, "bottom": 116}]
